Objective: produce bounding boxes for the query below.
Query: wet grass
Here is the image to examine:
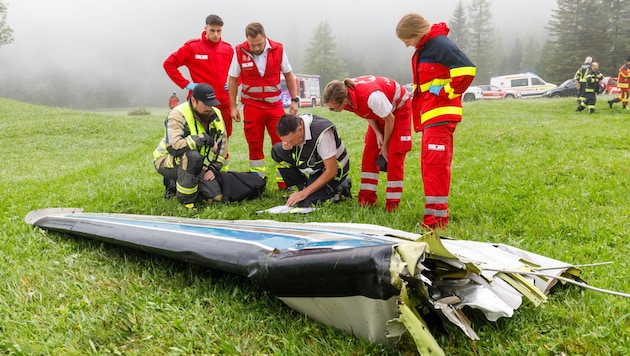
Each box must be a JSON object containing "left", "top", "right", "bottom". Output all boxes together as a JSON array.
[{"left": 1, "top": 96, "right": 628, "bottom": 355}]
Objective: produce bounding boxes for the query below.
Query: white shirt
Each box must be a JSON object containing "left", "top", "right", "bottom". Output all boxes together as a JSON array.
[
  {"left": 228, "top": 38, "right": 292, "bottom": 78},
  {"left": 366, "top": 90, "right": 393, "bottom": 118},
  {"left": 299, "top": 114, "right": 336, "bottom": 175}
]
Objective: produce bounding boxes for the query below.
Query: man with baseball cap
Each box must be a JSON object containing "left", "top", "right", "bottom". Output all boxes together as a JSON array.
[{"left": 153, "top": 83, "right": 228, "bottom": 207}]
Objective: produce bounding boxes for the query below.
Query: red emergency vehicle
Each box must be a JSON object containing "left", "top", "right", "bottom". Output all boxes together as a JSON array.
[{"left": 281, "top": 73, "right": 321, "bottom": 108}]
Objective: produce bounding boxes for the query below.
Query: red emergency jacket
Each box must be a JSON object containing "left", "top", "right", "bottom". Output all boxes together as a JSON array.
[
  {"left": 618, "top": 64, "right": 629, "bottom": 89},
  {"left": 235, "top": 38, "right": 283, "bottom": 108},
  {"left": 411, "top": 23, "right": 476, "bottom": 132},
  {"left": 163, "top": 32, "right": 233, "bottom": 108},
  {"left": 345, "top": 75, "right": 409, "bottom": 121}
]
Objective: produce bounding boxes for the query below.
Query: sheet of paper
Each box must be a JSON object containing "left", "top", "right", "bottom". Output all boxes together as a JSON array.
[{"left": 256, "top": 205, "right": 316, "bottom": 214}]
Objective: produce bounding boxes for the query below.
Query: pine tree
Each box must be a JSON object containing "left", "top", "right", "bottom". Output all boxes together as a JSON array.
[
  {"left": 506, "top": 38, "right": 524, "bottom": 74},
  {"left": 466, "top": 0, "right": 495, "bottom": 84},
  {"left": 303, "top": 21, "right": 347, "bottom": 90},
  {"left": 0, "top": 0, "right": 14, "bottom": 47},
  {"left": 605, "top": 0, "right": 630, "bottom": 70},
  {"left": 521, "top": 36, "right": 541, "bottom": 73},
  {"left": 448, "top": 1, "right": 468, "bottom": 53},
  {"left": 539, "top": 0, "right": 611, "bottom": 84}
]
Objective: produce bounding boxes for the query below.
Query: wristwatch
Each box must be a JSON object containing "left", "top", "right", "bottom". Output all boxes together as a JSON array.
[{"left": 290, "top": 97, "right": 299, "bottom": 103}]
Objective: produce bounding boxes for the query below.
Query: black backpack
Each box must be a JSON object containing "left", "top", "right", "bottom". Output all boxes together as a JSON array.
[{"left": 216, "top": 171, "right": 267, "bottom": 202}]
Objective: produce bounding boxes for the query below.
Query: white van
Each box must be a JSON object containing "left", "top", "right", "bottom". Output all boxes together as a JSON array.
[{"left": 490, "top": 73, "right": 556, "bottom": 98}]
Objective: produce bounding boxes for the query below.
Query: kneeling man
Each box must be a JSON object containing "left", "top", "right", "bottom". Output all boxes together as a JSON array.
[{"left": 271, "top": 113, "right": 352, "bottom": 207}]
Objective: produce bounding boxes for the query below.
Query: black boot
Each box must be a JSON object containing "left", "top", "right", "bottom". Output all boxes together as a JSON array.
[
  {"left": 337, "top": 177, "right": 353, "bottom": 199},
  {"left": 163, "top": 177, "right": 176, "bottom": 199},
  {"left": 608, "top": 100, "right": 614, "bottom": 109},
  {"left": 588, "top": 108, "right": 595, "bottom": 114}
]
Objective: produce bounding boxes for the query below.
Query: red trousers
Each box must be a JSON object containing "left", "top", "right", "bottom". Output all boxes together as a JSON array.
[
  {"left": 217, "top": 105, "right": 233, "bottom": 137},
  {"left": 358, "top": 107, "right": 412, "bottom": 211},
  {"left": 420, "top": 121, "right": 457, "bottom": 228},
  {"left": 242, "top": 103, "right": 284, "bottom": 181}
]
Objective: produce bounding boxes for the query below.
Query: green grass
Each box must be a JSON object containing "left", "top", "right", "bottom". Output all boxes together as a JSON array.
[{"left": 1, "top": 96, "right": 629, "bottom": 355}]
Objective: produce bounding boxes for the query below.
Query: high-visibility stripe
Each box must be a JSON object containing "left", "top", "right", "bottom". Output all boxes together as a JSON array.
[
  {"left": 241, "top": 92, "right": 281, "bottom": 103},
  {"left": 176, "top": 182, "right": 198, "bottom": 195},
  {"left": 419, "top": 79, "right": 450, "bottom": 92},
  {"left": 387, "top": 180, "right": 404, "bottom": 189},
  {"left": 361, "top": 172, "right": 380, "bottom": 180},
  {"left": 426, "top": 196, "right": 448, "bottom": 204},
  {"left": 421, "top": 106, "right": 462, "bottom": 123},
  {"left": 386, "top": 191, "right": 402, "bottom": 199},
  {"left": 451, "top": 66, "right": 476, "bottom": 78},
  {"left": 424, "top": 208, "right": 448, "bottom": 217},
  {"left": 360, "top": 183, "right": 378, "bottom": 191}
]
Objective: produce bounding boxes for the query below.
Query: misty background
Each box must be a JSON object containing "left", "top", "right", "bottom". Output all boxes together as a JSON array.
[{"left": 0, "top": 0, "right": 554, "bottom": 109}]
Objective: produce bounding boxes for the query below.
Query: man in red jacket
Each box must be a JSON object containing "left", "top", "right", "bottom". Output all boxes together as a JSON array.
[
  {"left": 163, "top": 14, "right": 234, "bottom": 167},
  {"left": 227, "top": 22, "right": 299, "bottom": 189}
]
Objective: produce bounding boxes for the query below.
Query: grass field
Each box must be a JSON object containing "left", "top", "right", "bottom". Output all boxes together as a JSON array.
[{"left": 1, "top": 96, "right": 629, "bottom": 355}]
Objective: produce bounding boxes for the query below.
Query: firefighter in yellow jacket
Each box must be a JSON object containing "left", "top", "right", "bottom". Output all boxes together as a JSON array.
[{"left": 153, "top": 84, "right": 227, "bottom": 206}]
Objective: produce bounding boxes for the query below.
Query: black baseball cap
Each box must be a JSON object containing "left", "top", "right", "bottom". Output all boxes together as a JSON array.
[{"left": 192, "top": 84, "right": 220, "bottom": 107}]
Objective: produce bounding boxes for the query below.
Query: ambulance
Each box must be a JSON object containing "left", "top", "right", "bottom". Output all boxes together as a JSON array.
[
  {"left": 280, "top": 73, "right": 321, "bottom": 108},
  {"left": 490, "top": 73, "right": 556, "bottom": 98}
]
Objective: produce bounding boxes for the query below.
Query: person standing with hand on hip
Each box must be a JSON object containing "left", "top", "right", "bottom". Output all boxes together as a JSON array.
[
  {"left": 323, "top": 75, "right": 412, "bottom": 212},
  {"left": 227, "top": 22, "right": 299, "bottom": 190},
  {"left": 163, "top": 14, "right": 234, "bottom": 168},
  {"left": 396, "top": 13, "right": 476, "bottom": 229}
]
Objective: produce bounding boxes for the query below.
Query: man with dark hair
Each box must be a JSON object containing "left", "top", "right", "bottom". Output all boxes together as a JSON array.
[
  {"left": 228, "top": 22, "right": 299, "bottom": 189},
  {"left": 271, "top": 114, "right": 351, "bottom": 207},
  {"left": 163, "top": 14, "right": 234, "bottom": 168},
  {"left": 153, "top": 84, "right": 227, "bottom": 208}
]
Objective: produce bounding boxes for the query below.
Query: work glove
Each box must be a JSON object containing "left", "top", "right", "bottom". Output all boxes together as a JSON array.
[
  {"left": 191, "top": 133, "right": 214, "bottom": 149},
  {"left": 185, "top": 83, "right": 197, "bottom": 91},
  {"left": 428, "top": 85, "right": 443, "bottom": 96}
]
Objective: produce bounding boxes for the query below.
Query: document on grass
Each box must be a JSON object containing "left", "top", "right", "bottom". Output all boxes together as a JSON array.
[{"left": 256, "top": 205, "right": 317, "bottom": 214}]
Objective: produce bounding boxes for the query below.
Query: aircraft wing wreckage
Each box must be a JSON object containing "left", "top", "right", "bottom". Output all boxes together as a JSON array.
[{"left": 26, "top": 208, "right": 586, "bottom": 355}]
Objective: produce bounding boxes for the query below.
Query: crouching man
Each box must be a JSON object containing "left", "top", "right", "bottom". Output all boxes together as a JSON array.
[
  {"left": 271, "top": 113, "right": 352, "bottom": 207},
  {"left": 153, "top": 83, "right": 227, "bottom": 208}
]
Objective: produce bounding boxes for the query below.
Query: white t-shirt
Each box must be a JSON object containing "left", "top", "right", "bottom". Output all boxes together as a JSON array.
[
  {"left": 299, "top": 115, "right": 336, "bottom": 175},
  {"left": 366, "top": 90, "right": 393, "bottom": 118}
]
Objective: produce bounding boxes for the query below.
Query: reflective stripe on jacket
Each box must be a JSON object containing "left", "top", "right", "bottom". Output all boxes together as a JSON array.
[
  {"left": 411, "top": 23, "right": 476, "bottom": 132},
  {"left": 153, "top": 101, "right": 227, "bottom": 167}
]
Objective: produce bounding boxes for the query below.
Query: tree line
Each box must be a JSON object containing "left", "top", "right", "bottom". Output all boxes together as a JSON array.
[{"left": 1, "top": 0, "right": 629, "bottom": 109}]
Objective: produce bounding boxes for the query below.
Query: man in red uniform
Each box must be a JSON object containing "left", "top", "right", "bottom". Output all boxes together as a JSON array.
[
  {"left": 608, "top": 56, "right": 630, "bottom": 110},
  {"left": 163, "top": 14, "right": 234, "bottom": 166},
  {"left": 396, "top": 13, "right": 476, "bottom": 229},
  {"left": 227, "top": 22, "right": 299, "bottom": 189},
  {"left": 323, "top": 75, "right": 412, "bottom": 212},
  {"left": 168, "top": 92, "right": 179, "bottom": 109}
]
